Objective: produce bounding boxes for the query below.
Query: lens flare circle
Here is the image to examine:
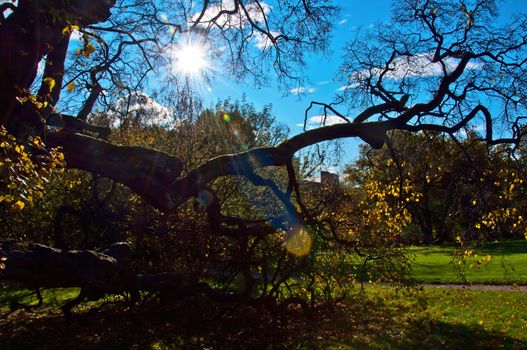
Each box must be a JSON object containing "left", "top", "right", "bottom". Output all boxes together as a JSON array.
[{"left": 284, "top": 226, "right": 313, "bottom": 257}]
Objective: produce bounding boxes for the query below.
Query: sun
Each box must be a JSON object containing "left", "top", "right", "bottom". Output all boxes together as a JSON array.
[{"left": 172, "top": 39, "right": 210, "bottom": 76}]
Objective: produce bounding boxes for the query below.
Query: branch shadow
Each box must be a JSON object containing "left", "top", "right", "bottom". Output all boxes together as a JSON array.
[{"left": 0, "top": 293, "right": 525, "bottom": 349}]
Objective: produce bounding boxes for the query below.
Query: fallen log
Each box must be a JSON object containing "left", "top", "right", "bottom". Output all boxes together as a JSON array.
[
  {"left": 0, "top": 242, "right": 138, "bottom": 315},
  {"left": 0, "top": 242, "right": 311, "bottom": 317}
]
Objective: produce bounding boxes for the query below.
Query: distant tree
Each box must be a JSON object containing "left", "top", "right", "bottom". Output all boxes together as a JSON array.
[{"left": 346, "top": 130, "right": 527, "bottom": 244}]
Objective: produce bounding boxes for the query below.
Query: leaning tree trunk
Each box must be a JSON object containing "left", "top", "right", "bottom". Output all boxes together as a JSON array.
[
  {"left": 0, "top": 241, "right": 138, "bottom": 314},
  {"left": 0, "top": 242, "right": 309, "bottom": 316},
  {"left": 0, "top": 0, "right": 116, "bottom": 136}
]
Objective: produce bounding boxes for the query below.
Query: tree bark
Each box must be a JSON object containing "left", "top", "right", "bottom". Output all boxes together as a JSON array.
[
  {"left": 46, "top": 131, "right": 184, "bottom": 211},
  {"left": 0, "top": 0, "right": 115, "bottom": 135},
  {"left": 0, "top": 242, "right": 134, "bottom": 290}
]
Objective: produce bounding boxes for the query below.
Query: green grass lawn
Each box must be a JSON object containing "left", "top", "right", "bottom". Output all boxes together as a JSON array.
[
  {"left": 423, "top": 288, "right": 527, "bottom": 345},
  {"left": 0, "top": 285, "right": 80, "bottom": 307},
  {"left": 410, "top": 240, "right": 527, "bottom": 284},
  {"left": 1, "top": 284, "right": 525, "bottom": 349},
  {"left": 323, "top": 286, "right": 527, "bottom": 349}
]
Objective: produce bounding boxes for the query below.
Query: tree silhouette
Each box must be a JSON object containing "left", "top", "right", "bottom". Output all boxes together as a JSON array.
[{"left": 1, "top": 0, "right": 526, "bottom": 313}]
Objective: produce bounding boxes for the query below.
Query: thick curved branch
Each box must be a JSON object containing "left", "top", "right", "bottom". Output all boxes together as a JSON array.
[
  {"left": 46, "top": 116, "right": 391, "bottom": 212},
  {"left": 169, "top": 120, "right": 391, "bottom": 207},
  {"left": 47, "top": 131, "right": 184, "bottom": 211},
  {"left": 48, "top": 113, "right": 111, "bottom": 138},
  {"left": 46, "top": 98, "right": 519, "bottom": 215}
]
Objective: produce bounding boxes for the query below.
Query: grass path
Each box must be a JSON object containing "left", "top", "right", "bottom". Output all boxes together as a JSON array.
[{"left": 418, "top": 283, "right": 527, "bottom": 292}]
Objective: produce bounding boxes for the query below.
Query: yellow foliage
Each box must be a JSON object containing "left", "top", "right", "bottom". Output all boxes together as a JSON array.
[
  {"left": 0, "top": 126, "right": 64, "bottom": 211},
  {"left": 334, "top": 160, "right": 421, "bottom": 244},
  {"left": 62, "top": 24, "right": 79, "bottom": 35},
  {"left": 12, "top": 200, "right": 25, "bottom": 211},
  {"left": 43, "top": 77, "right": 56, "bottom": 93},
  {"left": 84, "top": 42, "right": 95, "bottom": 58},
  {"left": 473, "top": 169, "right": 526, "bottom": 238},
  {"left": 67, "top": 81, "right": 76, "bottom": 93},
  {"left": 15, "top": 90, "right": 48, "bottom": 109}
]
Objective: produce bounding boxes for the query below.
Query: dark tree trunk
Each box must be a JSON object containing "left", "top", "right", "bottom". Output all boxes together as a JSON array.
[
  {"left": 0, "top": 0, "right": 115, "bottom": 136},
  {"left": 0, "top": 241, "right": 138, "bottom": 313}
]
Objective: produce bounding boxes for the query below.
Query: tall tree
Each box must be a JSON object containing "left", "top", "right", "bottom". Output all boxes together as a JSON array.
[
  {"left": 1, "top": 0, "right": 524, "bottom": 213},
  {"left": 346, "top": 131, "right": 526, "bottom": 244},
  {"left": 1, "top": 0, "right": 527, "bottom": 310}
]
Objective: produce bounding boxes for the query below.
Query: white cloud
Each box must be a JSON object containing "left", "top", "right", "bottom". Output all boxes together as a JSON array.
[
  {"left": 308, "top": 115, "right": 347, "bottom": 126},
  {"left": 336, "top": 83, "right": 358, "bottom": 91},
  {"left": 290, "top": 86, "right": 315, "bottom": 95},
  {"left": 363, "top": 52, "right": 483, "bottom": 80},
  {"left": 304, "top": 115, "right": 347, "bottom": 129},
  {"left": 111, "top": 92, "right": 174, "bottom": 127},
  {"left": 253, "top": 31, "right": 280, "bottom": 50},
  {"left": 189, "top": 0, "right": 271, "bottom": 28},
  {"left": 317, "top": 80, "right": 330, "bottom": 85},
  {"left": 70, "top": 29, "right": 82, "bottom": 42},
  {"left": 338, "top": 19, "right": 347, "bottom": 25},
  {"left": 340, "top": 52, "right": 483, "bottom": 89},
  {"left": 456, "top": 123, "right": 486, "bottom": 139}
]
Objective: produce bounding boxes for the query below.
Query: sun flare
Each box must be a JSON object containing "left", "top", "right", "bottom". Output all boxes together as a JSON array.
[{"left": 173, "top": 39, "right": 210, "bottom": 76}]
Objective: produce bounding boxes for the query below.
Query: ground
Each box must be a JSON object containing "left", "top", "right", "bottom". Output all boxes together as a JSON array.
[
  {"left": 1, "top": 240, "right": 527, "bottom": 349},
  {"left": 1, "top": 286, "right": 526, "bottom": 349}
]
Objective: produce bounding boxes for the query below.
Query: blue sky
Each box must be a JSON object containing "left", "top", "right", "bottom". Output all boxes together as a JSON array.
[
  {"left": 52, "top": 0, "right": 526, "bottom": 173},
  {"left": 205, "top": 0, "right": 393, "bottom": 127},
  {"left": 198, "top": 0, "right": 393, "bottom": 168},
  {"left": 197, "top": 0, "right": 525, "bottom": 170}
]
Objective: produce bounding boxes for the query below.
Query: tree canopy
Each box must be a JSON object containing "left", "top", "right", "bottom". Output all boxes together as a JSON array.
[{"left": 1, "top": 0, "right": 526, "bottom": 211}]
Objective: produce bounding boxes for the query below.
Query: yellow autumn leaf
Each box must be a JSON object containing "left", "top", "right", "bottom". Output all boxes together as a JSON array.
[
  {"left": 67, "top": 81, "right": 76, "bottom": 93},
  {"left": 43, "top": 77, "right": 56, "bottom": 93},
  {"left": 84, "top": 42, "right": 95, "bottom": 58},
  {"left": 62, "top": 24, "right": 79, "bottom": 35},
  {"left": 0, "top": 195, "right": 14, "bottom": 203},
  {"left": 12, "top": 200, "right": 25, "bottom": 210}
]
